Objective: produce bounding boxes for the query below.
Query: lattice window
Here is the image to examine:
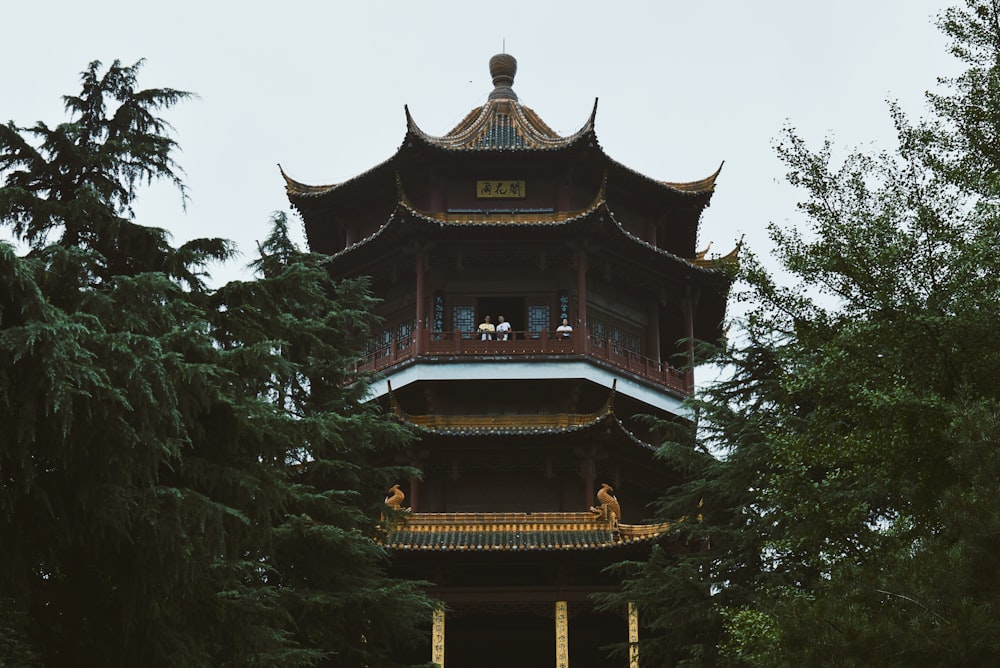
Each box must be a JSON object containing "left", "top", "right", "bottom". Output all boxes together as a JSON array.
[
  {"left": 365, "top": 328, "right": 392, "bottom": 358},
  {"left": 625, "top": 331, "right": 641, "bottom": 354},
  {"left": 453, "top": 306, "right": 475, "bottom": 339},
  {"left": 591, "top": 318, "right": 608, "bottom": 341},
  {"left": 396, "top": 320, "right": 414, "bottom": 349},
  {"left": 527, "top": 305, "right": 550, "bottom": 338},
  {"left": 611, "top": 327, "right": 624, "bottom": 355}
]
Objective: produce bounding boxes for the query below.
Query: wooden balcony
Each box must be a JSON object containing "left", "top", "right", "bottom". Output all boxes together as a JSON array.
[{"left": 356, "top": 328, "right": 693, "bottom": 395}]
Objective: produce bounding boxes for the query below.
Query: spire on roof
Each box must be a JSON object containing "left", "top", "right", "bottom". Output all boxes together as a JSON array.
[
  {"left": 405, "top": 53, "right": 594, "bottom": 151},
  {"left": 488, "top": 53, "right": 518, "bottom": 101}
]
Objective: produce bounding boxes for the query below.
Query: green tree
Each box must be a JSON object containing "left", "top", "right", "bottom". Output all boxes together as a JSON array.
[
  {"left": 0, "top": 60, "right": 430, "bottom": 667},
  {"left": 612, "top": 2, "right": 1000, "bottom": 665},
  {"left": 211, "top": 213, "right": 434, "bottom": 667}
]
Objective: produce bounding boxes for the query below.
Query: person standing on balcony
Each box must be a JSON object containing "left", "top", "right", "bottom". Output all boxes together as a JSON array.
[
  {"left": 556, "top": 318, "right": 573, "bottom": 339},
  {"left": 478, "top": 315, "right": 495, "bottom": 340},
  {"left": 496, "top": 315, "right": 511, "bottom": 341}
]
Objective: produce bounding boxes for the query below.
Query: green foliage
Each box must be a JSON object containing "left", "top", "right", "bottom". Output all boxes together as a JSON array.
[
  {"left": 613, "top": 1, "right": 1000, "bottom": 665},
  {"left": 0, "top": 61, "right": 430, "bottom": 667}
]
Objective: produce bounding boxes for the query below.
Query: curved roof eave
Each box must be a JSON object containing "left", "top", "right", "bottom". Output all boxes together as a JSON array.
[
  {"left": 604, "top": 156, "right": 724, "bottom": 198},
  {"left": 325, "top": 203, "right": 403, "bottom": 262},
  {"left": 404, "top": 98, "right": 598, "bottom": 153},
  {"left": 282, "top": 151, "right": 401, "bottom": 203},
  {"left": 596, "top": 201, "right": 732, "bottom": 278},
  {"left": 398, "top": 412, "right": 654, "bottom": 451},
  {"left": 284, "top": 52, "right": 724, "bottom": 204},
  {"left": 326, "top": 197, "right": 730, "bottom": 281}
]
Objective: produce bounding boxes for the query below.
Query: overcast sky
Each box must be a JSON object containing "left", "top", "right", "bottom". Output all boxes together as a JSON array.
[{"left": 3, "top": 1, "right": 959, "bottom": 295}]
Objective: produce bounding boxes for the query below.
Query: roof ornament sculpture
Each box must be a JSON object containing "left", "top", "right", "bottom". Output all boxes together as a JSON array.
[
  {"left": 385, "top": 484, "right": 406, "bottom": 510},
  {"left": 591, "top": 483, "right": 622, "bottom": 523},
  {"left": 488, "top": 53, "right": 518, "bottom": 101}
]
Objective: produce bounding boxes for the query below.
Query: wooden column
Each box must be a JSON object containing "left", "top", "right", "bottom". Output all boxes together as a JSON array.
[
  {"left": 555, "top": 600, "right": 569, "bottom": 668},
  {"left": 432, "top": 607, "right": 445, "bottom": 667},
  {"left": 646, "top": 299, "right": 660, "bottom": 364},
  {"left": 574, "top": 249, "right": 587, "bottom": 331},
  {"left": 414, "top": 251, "right": 427, "bottom": 355},
  {"left": 408, "top": 476, "right": 420, "bottom": 513},
  {"left": 628, "top": 601, "right": 639, "bottom": 668},
  {"left": 683, "top": 284, "right": 699, "bottom": 390}
]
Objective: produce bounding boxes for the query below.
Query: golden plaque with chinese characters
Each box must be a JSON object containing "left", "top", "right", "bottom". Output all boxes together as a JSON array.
[{"left": 476, "top": 180, "right": 525, "bottom": 198}]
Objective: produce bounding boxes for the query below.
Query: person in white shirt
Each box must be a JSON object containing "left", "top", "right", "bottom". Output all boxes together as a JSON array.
[
  {"left": 556, "top": 318, "right": 573, "bottom": 338},
  {"left": 496, "top": 315, "right": 512, "bottom": 341}
]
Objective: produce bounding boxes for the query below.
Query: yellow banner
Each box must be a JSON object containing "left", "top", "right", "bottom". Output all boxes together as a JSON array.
[{"left": 476, "top": 180, "right": 525, "bottom": 198}]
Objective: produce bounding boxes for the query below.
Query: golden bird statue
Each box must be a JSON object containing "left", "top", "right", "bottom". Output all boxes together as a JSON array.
[
  {"left": 385, "top": 484, "right": 405, "bottom": 510},
  {"left": 590, "top": 483, "right": 622, "bottom": 522}
]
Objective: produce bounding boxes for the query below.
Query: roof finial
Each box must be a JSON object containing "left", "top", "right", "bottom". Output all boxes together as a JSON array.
[{"left": 488, "top": 52, "right": 517, "bottom": 101}]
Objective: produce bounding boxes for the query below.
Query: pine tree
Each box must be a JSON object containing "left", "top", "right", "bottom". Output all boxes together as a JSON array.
[
  {"left": 211, "top": 214, "right": 434, "bottom": 667},
  {"left": 1, "top": 60, "right": 431, "bottom": 667}
]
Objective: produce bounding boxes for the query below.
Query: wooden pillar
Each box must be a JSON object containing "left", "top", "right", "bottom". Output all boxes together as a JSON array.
[
  {"left": 628, "top": 601, "right": 639, "bottom": 668},
  {"left": 646, "top": 299, "right": 660, "bottom": 364},
  {"left": 574, "top": 249, "right": 587, "bottom": 331},
  {"left": 432, "top": 607, "right": 445, "bottom": 667},
  {"left": 408, "top": 476, "right": 420, "bottom": 513},
  {"left": 414, "top": 251, "right": 427, "bottom": 355},
  {"left": 555, "top": 600, "right": 569, "bottom": 668},
  {"left": 683, "top": 284, "right": 699, "bottom": 390}
]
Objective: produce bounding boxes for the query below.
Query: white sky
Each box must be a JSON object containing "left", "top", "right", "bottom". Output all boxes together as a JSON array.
[{"left": 3, "top": 1, "right": 959, "bottom": 296}]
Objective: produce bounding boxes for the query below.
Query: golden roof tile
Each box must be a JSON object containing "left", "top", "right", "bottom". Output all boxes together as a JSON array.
[{"left": 383, "top": 511, "right": 672, "bottom": 552}]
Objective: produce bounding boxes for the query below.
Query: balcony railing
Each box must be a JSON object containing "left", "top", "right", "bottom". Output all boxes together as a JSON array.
[{"left": 357, "top": 328, "right": 693, "bottom": 395}]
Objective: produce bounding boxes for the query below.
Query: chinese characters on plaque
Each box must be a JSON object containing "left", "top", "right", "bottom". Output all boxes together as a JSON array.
[{"left": 476, "top": 180, "right": 526, "bottom": 198}]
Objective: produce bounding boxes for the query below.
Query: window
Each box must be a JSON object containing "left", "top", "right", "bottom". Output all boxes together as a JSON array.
[
  {"left": 592, "top": 318, "right": 608, "bottom": 341},
  {"left": 611, "top": 327, "right": 624, "bottom": 355},
  {"left": 626, "top": 332, "right": 641, "bottom": 355},
  {"left": 397, "top": 320, "right": 414, "bottom": 349},
  {"left": 527, "top": 305, "right": 550, "bottom": 338},
  {"left": 453, "top": 306, "right": 475, "bottom": 339},
  {"left": 365, "top": 328, "right": 392, "bottom": 358}
]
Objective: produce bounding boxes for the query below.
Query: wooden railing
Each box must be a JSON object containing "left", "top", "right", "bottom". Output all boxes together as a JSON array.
[{"left": 357, "top": 328, "right": 692, "bottom": 394}]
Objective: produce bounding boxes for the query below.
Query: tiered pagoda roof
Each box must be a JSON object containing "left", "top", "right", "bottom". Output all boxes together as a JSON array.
[
  {"left": 283, "top": 54, "right": 719, "bottom": 198},
  {"left": 282, "top": 53, "right": 735, "bottom": 269}
]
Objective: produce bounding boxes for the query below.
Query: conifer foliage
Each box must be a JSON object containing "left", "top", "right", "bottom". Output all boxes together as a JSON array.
[
  {"left": 0, "top": 60, "right": 430, "bottom": 667},
  {"left": 612, "top": 2, "right": 1000, "bottom": 665}
]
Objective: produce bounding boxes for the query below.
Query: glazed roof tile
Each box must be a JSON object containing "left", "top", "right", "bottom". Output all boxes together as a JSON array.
[
  {"left": 384, "top": 511, "right": 672, "bottom": 552},
  {"left": 405, "top": 98, "right": 595, "bottom": 152}
]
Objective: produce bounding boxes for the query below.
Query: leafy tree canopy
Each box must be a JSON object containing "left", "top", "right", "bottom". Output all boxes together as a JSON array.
[
  {"left": 1, "top": 60, "right": 431, "bottom": 667},
  {"left": 609, "top": 2, "right": 1000, "bottom": 666}
]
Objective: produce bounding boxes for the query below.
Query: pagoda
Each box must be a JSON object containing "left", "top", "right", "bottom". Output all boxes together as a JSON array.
[{"left": 284, "top": 53, "right": 734, "bottom": 668}]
